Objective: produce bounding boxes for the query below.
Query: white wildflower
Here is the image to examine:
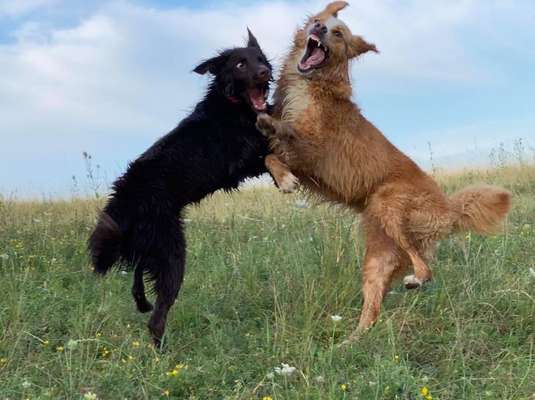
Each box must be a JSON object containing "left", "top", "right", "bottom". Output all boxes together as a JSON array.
[
  {"left": 266, "top": 372, "right": 275, "bottom": 379},
  {"left": 331, "top": 315, "right": 342, "bottom": 322},
  {"left": 295, "top": 199, "right": 309, "bottom": 209},
  {"left": 83, "top": 392, "right": 98, "bottom": 400},
  {"left": 22, "top": 380, "right": 31, "bottom": 389},
  {"left": 66, "top": 339, "right": 78, "bottom": 350},
  {"left": 120, "top": 270, "right": 128, "bottom": 276},
  {"left": 274, "top": 363, "right": 296, "bottom": 376}
]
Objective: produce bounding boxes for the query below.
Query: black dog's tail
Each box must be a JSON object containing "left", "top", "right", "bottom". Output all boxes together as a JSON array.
[{"left": 88, "top": 212, "right": 122, "bottom": 275}]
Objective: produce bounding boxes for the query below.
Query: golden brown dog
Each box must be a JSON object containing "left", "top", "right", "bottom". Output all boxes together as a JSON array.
[{"left": 257, "top": 1, "right": 512, "bottom": 341}]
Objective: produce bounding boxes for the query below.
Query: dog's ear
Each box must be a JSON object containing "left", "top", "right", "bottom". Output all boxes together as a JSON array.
[
  {"left": 193, "top": 54, "right": 226, "bottom": 75},
  {"left": 316, "top": 1, "right": 349, "bottom": 20},
  {"left": 247, "top": 28, "right": 261, "bottom": 50},
  {"left": 348, "top": 35, "right": 378, "bottom": 58}
]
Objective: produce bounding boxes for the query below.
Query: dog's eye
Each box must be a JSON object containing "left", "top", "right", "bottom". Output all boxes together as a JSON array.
[
  {"left": 333, "top": 30, "right": 343, "bottom": 38},
  {"left": 236, "top": 61, "right": 246, "bottom": 70}
]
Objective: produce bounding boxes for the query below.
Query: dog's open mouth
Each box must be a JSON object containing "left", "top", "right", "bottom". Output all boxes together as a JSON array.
[
  {"left": 298, "top": 35, "right": 328, "bottom": 73},
  {"left": 248, "top": 86, "right": 268, "bottom": 112}
]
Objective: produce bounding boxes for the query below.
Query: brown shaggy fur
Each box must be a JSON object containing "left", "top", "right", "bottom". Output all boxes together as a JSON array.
[{"left": 257, "top": 1, "right": 512, "bottom": 340}]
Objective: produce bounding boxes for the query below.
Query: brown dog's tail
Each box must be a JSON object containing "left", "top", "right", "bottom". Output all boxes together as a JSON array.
[{"left": 449, "top": 185, "right": 512, "bottom": 235}]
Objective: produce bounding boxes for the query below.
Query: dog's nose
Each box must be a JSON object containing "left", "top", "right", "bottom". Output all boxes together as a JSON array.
[
  {"left": 256, "top": 65, "right": 271, "bottom": 81},
  {"left": 312, "top": 21, "right": 328, "bottom": 36}
]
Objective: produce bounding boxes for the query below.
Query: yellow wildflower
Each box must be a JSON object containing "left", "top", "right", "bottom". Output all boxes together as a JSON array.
[
  {"left": 340, "top": 383, "right": 349, "bottom": 392},
  {"left": 100, "top": 347, "right": 111, "bottom": 358},
  {"left": 162, "top": 389, "right": 170, "bottom": 397},
  {"left": 56, "top": 346, "right": 64, "bottom": 352},
  {"left": 132, "top": 340, "right": 140, "bottom": 348},
  {"left": 262, "top": 396, "right": 273, "bottom": 400},
  {"left": 166, "top": 362, "right": 187, "bottom": 377},
  {"left": 420, "top": 387, "right": 430, "bottom": 396},
  {"left": 96, "top": 332, "right": 102, "bottom": 338},
  {"left": 42, "top": 340, "right": 49, "bottom": 347},
  {"left": 394, "top": 355, "right": 400, "bottom": 362},
  {"left": 0, "top": 358, "right": 7, "bottom": 364}
]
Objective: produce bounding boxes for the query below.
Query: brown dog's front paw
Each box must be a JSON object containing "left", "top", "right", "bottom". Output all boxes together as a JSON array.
[
  {"left": 256, "top": 113, "right": 276, "bottom": 137},
  {"left": 279, "top": 172, "right": 299, "bottom": 193}
]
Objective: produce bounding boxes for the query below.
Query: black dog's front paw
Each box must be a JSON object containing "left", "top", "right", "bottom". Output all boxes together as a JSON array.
[{"left": 256, "top": 113, "right": 276, "bottom": 137}]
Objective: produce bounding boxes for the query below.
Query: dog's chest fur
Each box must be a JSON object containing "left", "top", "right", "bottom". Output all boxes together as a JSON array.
[{"left": 280, "top": 76, "right": 312, "bottom": 123}]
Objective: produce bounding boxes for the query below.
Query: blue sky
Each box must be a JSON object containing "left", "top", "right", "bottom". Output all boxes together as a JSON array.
[{"left": 1, "top": 0, "right": 534, "bottom": 197}]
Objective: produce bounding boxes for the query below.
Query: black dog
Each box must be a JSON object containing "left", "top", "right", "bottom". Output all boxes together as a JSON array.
[{"left": 89, "top": 30, "right": 294, "bottom": 346}]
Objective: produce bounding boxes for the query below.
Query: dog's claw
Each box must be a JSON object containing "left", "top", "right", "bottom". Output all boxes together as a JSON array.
[{"left": 279, "top": 172, "right": 299, "bottom": 193}]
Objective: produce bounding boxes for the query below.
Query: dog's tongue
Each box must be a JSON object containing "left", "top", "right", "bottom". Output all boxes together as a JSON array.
[
  {"left": 249, "top": 88, "right": 266, "bottom": 111},
  {"left": 299, "top": 47, "right": 325, "bottom": 70}
]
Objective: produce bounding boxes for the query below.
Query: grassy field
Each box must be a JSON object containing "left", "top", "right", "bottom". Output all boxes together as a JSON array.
[{"left": 0, "top": 165, "right": 534, "bottom": 399}]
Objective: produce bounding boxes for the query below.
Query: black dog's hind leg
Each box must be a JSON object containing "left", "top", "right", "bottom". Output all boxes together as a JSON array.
[
  {"left": 142, "top": 219, "right": 186, "bottom": 348},
  {"left": 132, "top": 265, "right": 153, "bottom": 313},
  {"left": 148, "top": 249, "right": 185, "bottom": 347}
]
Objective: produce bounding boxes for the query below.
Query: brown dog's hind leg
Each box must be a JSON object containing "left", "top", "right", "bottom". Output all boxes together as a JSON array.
[
  {"left": 403, "top": 248, "right": 433, "bottom": 289},
  {"left": 265, "top": 154, "right": 298, "bottom": 193},
  {"left": 343, "top": 222, "right": 401, "bottom": 345},
  {"left": 366, "top": 187, "right": 433, "bottom": 290}
]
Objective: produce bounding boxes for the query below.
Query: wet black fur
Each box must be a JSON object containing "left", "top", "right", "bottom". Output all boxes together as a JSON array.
[{"left": 88, "top": 30, "right": 273, "bottom": 347}]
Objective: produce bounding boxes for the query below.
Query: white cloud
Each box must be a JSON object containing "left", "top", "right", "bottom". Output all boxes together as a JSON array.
[
  {"left": 0, "top": 0, "right": 491, "bottom": 138},
  {"left": 348, "top": 0, "right": 482, "bottom": 81}
]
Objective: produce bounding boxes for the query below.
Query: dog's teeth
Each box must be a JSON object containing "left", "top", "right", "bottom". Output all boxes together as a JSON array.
[{"left": 317, "top": 41, "right": 321, "bottom": 48}]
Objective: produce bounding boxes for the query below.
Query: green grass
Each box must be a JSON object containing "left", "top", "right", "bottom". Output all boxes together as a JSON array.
[{"left": 0, "top": 166, "right": 534, "bottom": 399}]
